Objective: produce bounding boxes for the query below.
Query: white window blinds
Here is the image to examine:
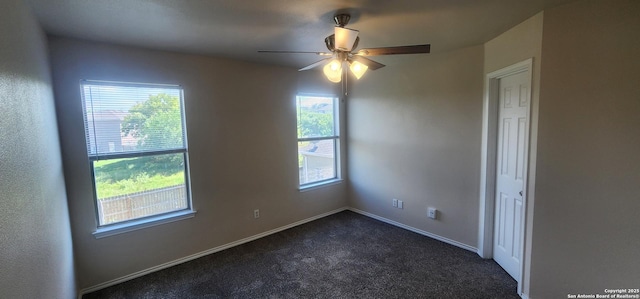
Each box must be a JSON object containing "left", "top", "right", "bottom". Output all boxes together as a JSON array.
[{"left": 80, "top": 81, "right": 186, "bottom": 158}]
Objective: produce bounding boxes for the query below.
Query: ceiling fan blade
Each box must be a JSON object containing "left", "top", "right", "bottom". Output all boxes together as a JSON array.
[
  {"left": 335, "top": 27, "right": 359, "bottom": 51},
  {"left": 258, "top": 50, "right": 332, "bottom": 56},
  {"left": 356, "top": 44, "right": 431, "bottom": 56},
  {"left": 299, "top": 58, "right": 332, "bottom": 71},
  {"left": 351, "top": 56, "right": 385, "bottom": 70}
]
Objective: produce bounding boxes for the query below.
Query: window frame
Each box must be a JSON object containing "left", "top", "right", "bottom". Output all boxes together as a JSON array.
[
  {"left": 296, "top": 94, "right": 342, "bottom": 189},
  {"left": 80, "top": 80, "right": 195, "bottom": 238}
]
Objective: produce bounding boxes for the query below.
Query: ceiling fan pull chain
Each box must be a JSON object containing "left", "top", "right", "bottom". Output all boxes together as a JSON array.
[{"left": 343, "top": 68, "right": 348, "bottom": 96}]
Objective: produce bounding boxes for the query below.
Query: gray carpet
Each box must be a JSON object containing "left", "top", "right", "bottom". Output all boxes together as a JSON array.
[{"left": 84, "top": 211, "right": 518, "bottom": 298}]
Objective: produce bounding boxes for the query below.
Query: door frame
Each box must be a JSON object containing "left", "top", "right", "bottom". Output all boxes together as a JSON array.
[{"left": 478, "top": 58, "right": 534, "bottom": 296}]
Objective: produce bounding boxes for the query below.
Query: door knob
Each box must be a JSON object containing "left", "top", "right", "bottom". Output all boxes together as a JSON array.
[{"left": 519, "top": 191, "right": 523, "bottom": 196}]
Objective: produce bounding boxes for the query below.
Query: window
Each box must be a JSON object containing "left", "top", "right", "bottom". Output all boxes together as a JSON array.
[
  {"left": 81, "top": 81, "right": 192, "bottom": 229},
  {"left": 296, "top": 95, "right": 340, "bottom": 187}
]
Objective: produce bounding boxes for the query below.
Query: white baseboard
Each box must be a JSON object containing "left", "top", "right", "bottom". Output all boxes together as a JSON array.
[
  {"left": 78, "top": 207, "right": 348, "bottom": 298},
  {"left": 78, "top": 206, "right": 478, "bottom": 298},
  {"left": 347, "top": 207, "right": 478, "bottom": 253}
]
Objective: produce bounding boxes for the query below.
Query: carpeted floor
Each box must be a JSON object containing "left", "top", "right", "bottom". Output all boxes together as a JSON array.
[{"left": 84, "top": 211, "right": 518, "bottom": 298}]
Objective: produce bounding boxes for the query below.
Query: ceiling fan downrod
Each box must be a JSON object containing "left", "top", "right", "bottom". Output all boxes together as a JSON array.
[{"left": 333, "top": 14, "right": 351, "bottom": 27}]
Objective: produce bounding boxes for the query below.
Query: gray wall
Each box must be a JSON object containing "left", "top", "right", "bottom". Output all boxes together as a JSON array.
[
  {"left": 348, "top": 4, "right": 640, "bottom": 295},
  {"left": 530, "top": 0, "right": 640, "bottom": 297},
  {"left": 49, "top": 37, "right": 347, "bottom": 289},
  {"left": 347, "top": 45, "right": 484, "bottom": 248},
  {"left": 0, "top": 0, "right": 76, "bottom": 298}
]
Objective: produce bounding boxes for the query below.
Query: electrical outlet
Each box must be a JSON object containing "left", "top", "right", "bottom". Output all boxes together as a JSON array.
[
  {"left": 254, "top": 209, "right": 260, "bottom": 219},
  {"left": 398, "top": 200, "right": 404, "bottom": 209},
  {"left": 428, "top": 207, "right": 437, "bottom": 219},
  {"left": 392, "top": 198, "right": 398, "bottom": 208}
]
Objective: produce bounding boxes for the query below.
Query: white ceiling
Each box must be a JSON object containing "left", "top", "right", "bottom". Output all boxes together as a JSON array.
[{"left": 25, "top": 0, "right": 574, "bottom": 69}]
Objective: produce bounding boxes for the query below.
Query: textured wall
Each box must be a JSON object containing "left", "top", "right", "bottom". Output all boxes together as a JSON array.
[
  {"left": 530, "top": 0, "right": 640, "bottom": 297},
  {"left": 49, "top": 37, "right": 347, "bottom": 290},
  {"left": 347, "top": 45, "right": 484, "bottom": 248},
  {"left": 0, "top": 0, "right": 76, "bottom": 298},
  {"left": 483, "top": 12, "right": 544, "bottom": 296}
]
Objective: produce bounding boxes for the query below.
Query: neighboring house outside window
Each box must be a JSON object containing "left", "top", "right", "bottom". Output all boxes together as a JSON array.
[
  {"left": 296, "top": 95, "right": 340, "bottom": 188},
  {"left": 80, "top": 80, "right": 193, "bottom": 235}
]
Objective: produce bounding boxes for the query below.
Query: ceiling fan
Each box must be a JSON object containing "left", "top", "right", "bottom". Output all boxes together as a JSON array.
[{"left": 259, "top": 13, "right": 431, "bottom": 84}]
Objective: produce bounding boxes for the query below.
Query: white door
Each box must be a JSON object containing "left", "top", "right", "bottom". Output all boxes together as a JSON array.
[{"left": 493, "top": 70, "right": 529, "bottom": 280}]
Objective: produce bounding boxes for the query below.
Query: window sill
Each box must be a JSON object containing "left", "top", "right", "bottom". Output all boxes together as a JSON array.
[
  {"left": 93, "top": 209, "right": 196, "bottom": 239},
  {"left": 298, "top": 179, "right": 343, "bottom": 192}
]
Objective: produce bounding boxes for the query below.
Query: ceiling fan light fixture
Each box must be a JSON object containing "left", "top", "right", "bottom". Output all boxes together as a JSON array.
[
  {"left": 349, "top": 61, "right": 368, "bottom": 79},
  {"left": 323, "top": 59, "right": 342, "bottom": 83},
  {"left": 334, "top": 27, "right": 359, "bottom": 51},
  {"left": 259, "top": 12, "right": 430, "bottom": 86}
]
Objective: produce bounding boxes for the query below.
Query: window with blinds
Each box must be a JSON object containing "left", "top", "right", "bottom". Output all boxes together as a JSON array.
[
  {"left": 296, "top": 95, "right": 341, "bottom": 187},
  {"left": 80, "top": 81, "right": 192, "bottom": 227}
]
